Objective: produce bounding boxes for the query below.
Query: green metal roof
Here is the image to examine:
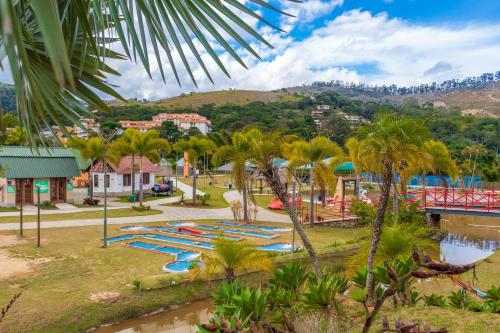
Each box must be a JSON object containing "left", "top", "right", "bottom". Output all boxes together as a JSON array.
[
  {"left": 335, "top": 161, "right": 354, "bottom": 172},
  {"left": 0, "top": 146, "right": 81, "bottom": 178}
]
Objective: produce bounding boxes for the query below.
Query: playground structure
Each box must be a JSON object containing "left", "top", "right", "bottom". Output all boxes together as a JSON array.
[{"left": 268, "top": 196, "right": 302, "bottom": 210}]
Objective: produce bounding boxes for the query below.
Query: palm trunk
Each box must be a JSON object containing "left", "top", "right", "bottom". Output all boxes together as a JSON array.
[
  {"left": 242, "top": 182, "right": 248, "bottom": 222},
  {"left": 265, "top": 167, "right": 322, "bottom": 279},
  {"left": 226, "top": 268, "right": 235, "bottom": 283},
  {"left": 392, "top": 165, "right": 398, "bottom": 217},
  {"left": 131, "top": 154, "right": 136, "bottom": 201},
  {"left": 366, "top": 162, "right": 393, "bottom": 303},
  {"left": 192, "top": 165, "right": 197, "bottom": 205},
  {"left": 139, "top": 156, "right": 144, "bottom": 206},
  {"left": 309, "top": 167, "right": 314, "bottom": 226},
  {"left": 89, "top": 172, "right": 94, "bottom": 201}
]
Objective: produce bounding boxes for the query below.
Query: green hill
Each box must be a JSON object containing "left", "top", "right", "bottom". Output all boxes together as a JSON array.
[{"left": 0, "top": 83, "right": 16, "bottom": 112}]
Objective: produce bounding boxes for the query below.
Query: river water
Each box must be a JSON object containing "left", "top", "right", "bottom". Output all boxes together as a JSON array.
[{"left": 94, "top": 215, "right": 499, "bottom": 333}]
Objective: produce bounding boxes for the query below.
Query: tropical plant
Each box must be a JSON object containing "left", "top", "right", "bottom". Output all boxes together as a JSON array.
[
  {"left": 423, "top": 293, "right": 446, "bottom": 307},
  {"left": 67, "top": 136, "right": 107, "bottom": 201},
  {"left": 349, "top": 199, "right": 376, "bottom": 225},
  {"left": 190, "top": 237, "right": 272, "bottom": 283},
  {"left": 4, "top": 126, "right": 28, "bottom": 146},
  {"left": 112, "top": 128, "right": 140, "bottom": 200},
  {"left": 269, "top": 263, "right": 308, "bottom": 293},
  {"left": 173, "top": 137, "right": 216, "bottom": 205},
  {"left": 0, "top": 0, "right": 295, "bottom": 142},
  {"left": 301, "top": 273, "right": 349, "bottom": 316},
  {"left": 196, "top": 193, "right": 211, "bottom": 205},
  {"left": 284, "top": 136, "right": 343, "bottom": 226},
  {"left": 243, "top": 128, "right": 322, "bottom": 278},
  {"left": 213, "top": 131, "right": 256, "bottom": 221},
  {"left": 462, "top": 144, "right": 488, "bottom": 186},
  {"left": 346, "top": 114, "right": 430, "bottom": 302},
  {"left": 483, "top": 285, "right": 500, "bottom": 313}
]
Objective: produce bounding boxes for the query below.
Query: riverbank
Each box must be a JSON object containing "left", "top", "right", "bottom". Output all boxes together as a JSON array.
[{"left": 0, "top": 219, "right": 363, "bottom": 333}]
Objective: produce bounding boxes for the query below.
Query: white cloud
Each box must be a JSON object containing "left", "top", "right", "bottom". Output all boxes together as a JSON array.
[{"left": 103, "top": 9, "right": 500, "bottom": 100}]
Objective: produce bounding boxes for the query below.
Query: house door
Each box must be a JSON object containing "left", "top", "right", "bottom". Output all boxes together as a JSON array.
[
  {"left": 50, "top": 178, "right": 67, "bottom": 202},
  {"left": 15, "top": 179, "right": 33, "bottom": 205}
]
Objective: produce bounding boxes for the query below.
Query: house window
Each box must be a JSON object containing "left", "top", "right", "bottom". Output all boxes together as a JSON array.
[
  {"left": 93, "top": 175, "right": 99, "bottom": 188},
  {"left": 105, "top": 175, "right": 110, "bottom": 188},
  {"left": 143, "top": 173, "right": 150, "bottom": 185},
  {"left": 123, "top": 174, "right": 131, "bottom": 187}
]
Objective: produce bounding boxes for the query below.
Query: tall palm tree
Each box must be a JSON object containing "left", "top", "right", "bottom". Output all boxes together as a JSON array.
[
  {"left": 190, "top": 237, "right": 272, "bottom": 283},
  {"left": 346, "top": 114, "right": 429, "bottom": 302},
  {"left": 462, "top": 144, "right": 487, "bottom": 187},
  {"left": 284, "top": 136, "right": 343, "bottom": 226},
  {"left": 244, "top": 128, "right": 322, "bottom": 279},
  {"left": 213, "top": 131, "right": 253, "bottom": 222},
  {"left": 130, "top": 130, "right": 170, "bottom": 206},
  {"left": 0, "top": 1, "right": 297, "bottom": 143},
  {"left": 68, "top": 136, "right": 107, "bottom": 201},
  {"left": 111, "top": 128, "right": 140, "bottom": 200},
  {"left": 173, "top": 137, "right": 216, "bottom": 205}
]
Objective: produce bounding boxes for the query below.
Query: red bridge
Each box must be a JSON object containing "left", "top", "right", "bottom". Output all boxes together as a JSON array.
[{"left": 408, "top": 187, "right": 500, "bottom": 218}]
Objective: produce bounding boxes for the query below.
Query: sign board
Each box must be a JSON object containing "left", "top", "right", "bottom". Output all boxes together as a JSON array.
[
  {"left": 7, "top": 185, "right": 15, "bottom": 193},
  {"left": 34, "top": 180, "right": 49, "bottom": 194},
  {"left": 66, "top": 183, "right": 73, "bottom": 190}
]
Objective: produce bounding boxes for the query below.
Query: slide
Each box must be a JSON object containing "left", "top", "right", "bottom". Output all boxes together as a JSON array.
[{"left": 178, "top": 227, "right": 202, "bottom": 236}]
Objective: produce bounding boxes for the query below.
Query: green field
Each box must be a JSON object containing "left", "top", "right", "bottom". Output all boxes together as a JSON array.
[{"left": 0, "top": 208, "right": 162, "bottom": 223}]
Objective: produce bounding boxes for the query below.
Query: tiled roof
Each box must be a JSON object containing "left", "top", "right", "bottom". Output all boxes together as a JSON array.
[{"left": 90, "top": 155, "right": 158, "bottom": 174}]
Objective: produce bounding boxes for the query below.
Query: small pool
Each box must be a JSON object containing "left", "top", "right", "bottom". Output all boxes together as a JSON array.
[
  {"left": 169, "top": 221, "right": 197, "bottom": 227},
  {"left": 126, "top": 241, "right": 201, "bottom": 260},
  {"left": 193, "top": 224, "right": 279, "bottom": 239},
  {"left": 143, "top": 234, "right": 215, "bottom": 250},
  {"left": 120, "top": 225, "right": 243, "bottom": 241},
  {"left": 163, "top": 260, "right": 203, "bottom": 273},
  {"left": 257, "top": 243, "right": 301, "bottom": 252},
  {"left": 217, "top": 221, "right": 292, "bottom": 233}
]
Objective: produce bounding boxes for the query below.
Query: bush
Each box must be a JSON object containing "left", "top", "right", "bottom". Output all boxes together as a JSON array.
[
  {"left": 423, "top": 293, "right": 446, "bottom": 307},
  {"left": 132, "top": 278, "right": 142, "bottom": 290},
  {"left": 37, "top": 201, "right": 57, "bottom": 209},
  {"left": 350, "top": 199, "right": 376, "bottom": 225},
  {"left": 83, "top": 197, "right": 100, "bottom": 206},
  {"left": 196, "top": 193, "right": 211, "bottom": 205},
  {"left": 132, "top": 205, "right": 150, "bottom": 211}
]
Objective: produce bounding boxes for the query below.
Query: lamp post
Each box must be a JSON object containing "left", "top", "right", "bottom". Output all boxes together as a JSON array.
[{"left": 94, "top": 128, "right": 122, "bottom": 248}]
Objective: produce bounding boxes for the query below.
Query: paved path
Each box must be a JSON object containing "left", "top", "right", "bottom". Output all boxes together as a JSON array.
[{"left": 0, "top": 182, "right": 290, "bottom": 231}]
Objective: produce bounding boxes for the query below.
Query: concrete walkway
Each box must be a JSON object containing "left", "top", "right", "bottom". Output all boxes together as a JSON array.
[{"left": 0, "top": 182, "right": 290, "bottom": 231}]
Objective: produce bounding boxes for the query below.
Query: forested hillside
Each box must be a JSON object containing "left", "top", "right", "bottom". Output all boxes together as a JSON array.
[{"left": 0, "top": 83, "right": 15, "bottom": 112}]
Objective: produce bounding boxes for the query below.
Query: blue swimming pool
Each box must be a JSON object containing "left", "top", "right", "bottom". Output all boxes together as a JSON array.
[
  {"left": 120, "top": 225, "right": 243, "bottom": 241},
  {"left": 126, "top": 241, "right": 201, "bottom": 260},
  {"left": 142, "top": 234, "right": 215, "bottom": 250},
  {"left": 217, "top": 221, "right": 292, "bottom": 233},
  {"left": 257, "top": 243, "right": 301, "bottom": 252},
  {"left": 169, "top": 223, "right": 279, "bottom": 239},
  {"left": 163, "top": 260, "right": 203, "bottom": 273}
]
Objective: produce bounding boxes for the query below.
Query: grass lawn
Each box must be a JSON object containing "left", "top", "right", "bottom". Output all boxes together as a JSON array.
[
  {"left": 0, "top": 208, "right": 162, "bottom": 223},
  {"left": 0, "top": 219, "right": 363, "bottom": 332},
  {"left": 0, "top": 207, "right": 19, "bottom": 212},
  {"left": 170, "top": 177, "right": 230, "bottom": 209}
]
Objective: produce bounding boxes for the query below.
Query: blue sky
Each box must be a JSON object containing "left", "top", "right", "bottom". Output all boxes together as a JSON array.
[{"left": 1, "top": 0, "right": 500, "bottom": 100}]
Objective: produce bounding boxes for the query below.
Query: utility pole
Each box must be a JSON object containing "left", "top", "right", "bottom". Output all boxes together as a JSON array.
[{"left": 19, "top": 181, "right": 23, "bottom": 237}]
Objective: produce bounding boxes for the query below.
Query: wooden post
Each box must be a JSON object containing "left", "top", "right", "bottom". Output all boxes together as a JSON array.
[{"left": 37, "top": 186, "right": 41, "bottom": 248}]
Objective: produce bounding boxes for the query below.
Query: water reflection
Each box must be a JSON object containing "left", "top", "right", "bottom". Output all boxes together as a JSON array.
[
  {"left": 440, "top": 215, "right": 500, "bottom": 265},
  {"left": 92, "top": 300, "right": 213, "bottom": 333}
]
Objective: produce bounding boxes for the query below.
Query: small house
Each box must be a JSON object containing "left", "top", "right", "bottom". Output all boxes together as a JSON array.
[
  {"left": 90, "top": 156, "right": 157, "bottom": 197},
  {"left": 0, "top": 146, "right": 81, "bottom": 207}
]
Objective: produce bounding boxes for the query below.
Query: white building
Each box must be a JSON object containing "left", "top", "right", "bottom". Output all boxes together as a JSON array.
[
  {"left": 152, "top": 113, "right": 212, "bottom": 134},
  {"left": 118, "top": 120, "right": 162, "bottom": 133},
  {"left": 74, "top": 118, "right": 100, "bottom": 139},
  {"left": 90, "top": 156, "right": 157, "bottom": 197}
]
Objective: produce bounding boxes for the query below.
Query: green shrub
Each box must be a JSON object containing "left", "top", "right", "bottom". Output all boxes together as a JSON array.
[
  {"left": 196, "top": 193, "right": 211, "bottom": 205},
  {"left": 131, "top": 205, "right": 150, "bottom": 211},
  {"left": 350, "top": 199, "right": 376, "bottom": 225},
  {"left": 132, "top": 278, "right": 142, "bottom": 290},
  {"left": 423, "top": 293, "right": 446, "bottom": 307}
]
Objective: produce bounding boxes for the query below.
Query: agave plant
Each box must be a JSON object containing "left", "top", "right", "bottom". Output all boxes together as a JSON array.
[
  {"left": 302, "top": 274, "right": 349, "bottom": 316},
  {"left": 269, "top": 263, "right": 308, "bottom": 293},
  {"left": 423, "top": 293, "right": 447, "bottom": 308},
  {"left": 483, "top": 285, "right": 500, "bottom": 313}
]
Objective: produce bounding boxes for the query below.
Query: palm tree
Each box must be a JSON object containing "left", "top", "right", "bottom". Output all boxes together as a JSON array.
[
  {"left": 173, "top": 137, "right": 216, "bottom": 205},
  {"left": 346, "top": 114, "right": 429, "bottom": 302},
  {"left": 462, "top": 144, "right": 487, "bottom": 187},
  {"left": 213, "top": 131, "right": 253, "bottom": 222},
  {"left": 0, "top": 1, "right": 296, "bottom": 143},
  {"left": 190, "top": 237, "right": 272, "bottom": 283},
  {"left": 111, "top": 129, "right": 140, "bottom": 200},
  {"left": 67, "top": 136, "right": 106, "bottom": 201},
  {"left": 4, "top": 126, "right": 28, "bottom": 146},
  {"left": 244, "top": 128, "right": 322, "bottom": 279},
  {"left": 284, "top": 136, "right": 343, "bottom": 226},
  {"left": 130, "top": 130, "right": 170, "bottom": 206}
]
